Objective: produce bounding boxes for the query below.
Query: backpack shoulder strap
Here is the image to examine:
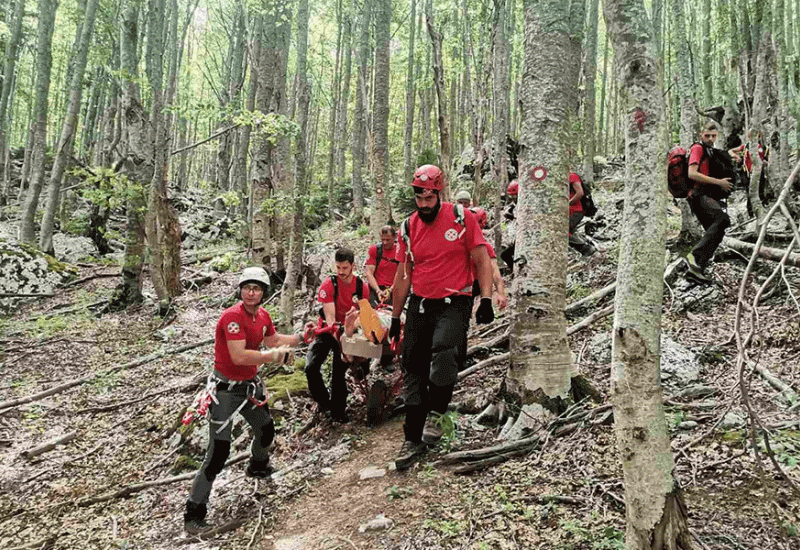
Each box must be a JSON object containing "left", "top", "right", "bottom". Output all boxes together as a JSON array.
[
  {"left": 374, "top": 243, "right": 383, "bottom": 270},
  {"left": 330, "top": 274, "right": 338, "bottom": 301},
  {"left": 453, "top": 203, "right": 465, "bottom": 225},
  {"left": 400, "top": 217, "right": 413, "bottom": 263},
  {"left": 355, "top": 276, "right": 364, "bottom": 300}
]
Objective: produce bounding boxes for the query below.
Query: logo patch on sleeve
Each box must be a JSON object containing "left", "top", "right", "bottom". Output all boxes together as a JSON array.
[
  {"left": 319, "top": 289, "right": 327, "bottom": 300},
  {"left": 227, "top": 322, "right": 241, "bottom": 334}
]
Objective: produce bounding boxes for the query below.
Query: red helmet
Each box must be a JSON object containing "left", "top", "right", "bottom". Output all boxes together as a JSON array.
[
  {"left": 412, "top": 165, "right": 444, "bottom": 192},
  {"left": 507, "top": 179, "right": 519, "bottom": 196},
  {"left": 470, "top": 207, "right": 488, "bottom": 229}
]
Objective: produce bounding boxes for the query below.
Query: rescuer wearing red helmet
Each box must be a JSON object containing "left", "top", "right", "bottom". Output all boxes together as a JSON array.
[
  {"left": 388, "top": 164, "right": 495, "bottom": 470},
  {"left": 507, "top": 179, "right": 519, "bottom": 196}
]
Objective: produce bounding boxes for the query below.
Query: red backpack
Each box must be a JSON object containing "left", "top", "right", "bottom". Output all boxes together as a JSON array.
[{"left": 667, "top": 146, "right": 691, "bottom": 198}]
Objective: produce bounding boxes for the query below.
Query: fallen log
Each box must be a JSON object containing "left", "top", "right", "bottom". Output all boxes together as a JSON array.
[
  {"left": 77, "top": 451, "right": 251, "bottom": 507},
  {"left": 21, "top": 431, "right": 78, "bottom": 459},
  {"left": 566, "top": 304, "right": 614, "bottom": 336},
  {"left": 435, "top": 434, "right": 541, "bottom": 466},
  {"left": 723, "top": 236, "right": 800, "bottom": 267},
  {"left": 466, "top": 328, "right": 509, "bottom": 356},
  {"left": 0, "top": 338, "right": 214, "bottom": 412},
  {"left": 458, "top": 352, "right": 509, "bottom": 381},
  {"left": 565, "top": 281, "right": 616, "bottom": 315}
]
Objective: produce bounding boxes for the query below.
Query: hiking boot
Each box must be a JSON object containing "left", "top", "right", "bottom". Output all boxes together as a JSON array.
[
  {"left": 245, "top": 458, "right": 274, "bottom": 479},
  {"left": 684, "top": 253, "right": 711, "bottom": 282},
  {"left": 184, "top": 518, "right": 212, "bottom": 535},
  {"left": 394, "top": 439, "right": 426, "bottom": 471},
  {"left": 184, "top": 501, "right": 211, "bottom": 535},
  {"left": 422, "top": 413, "right": 444, "bottom": 445}
]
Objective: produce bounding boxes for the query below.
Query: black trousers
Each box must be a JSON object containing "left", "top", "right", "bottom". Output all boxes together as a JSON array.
[
  {"left": 304, "top": 333, "right": 348, "bottom": 415},
  {"left": 400, "top": 294, "right": 472, "bottom": 442},
  {"left": 689, "top": 193, "right": 730, "bottom": 268}
]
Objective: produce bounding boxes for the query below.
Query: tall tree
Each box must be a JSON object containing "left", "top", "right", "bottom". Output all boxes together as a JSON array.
[
  {"left": 604, "top": 0, "right": 693, "bottom": 545},
  {"left": 581, "top": 0, "right": 600, "bottom": 183},
  {"left": 19, "top": 0, "right": 58, "bottom": 244},
  {"left": 371, "top": 0, "right": 391, "bottom": 233},
  {"left": 0, "top": 0, "right": 26, "bottom": 204},
  {"left": 39, "top": 0, "right": 99, "bottom": 255},
  {"left": 281, "top": 0, "right": 310, "bottom": 330},
  {"left": 333, "top": 0, "right": 353, "bottom": 185},
  {"left": 491, "top": 0, "right": 510, "bottom": 210},
  {"left": 351, "top": 0, "right": 372, "bottom": 221},
  {"left": 114, "top": 0, "right": 149, "bottom": 307},
  {"left": 426, "top": 0, "right": 451, "bottom": 198},
  {"left": 403, "top": 0, "right": 418, "bottom": 186},
  {"left": 505, "top": 0, "right": 582, "bottom": 411}
]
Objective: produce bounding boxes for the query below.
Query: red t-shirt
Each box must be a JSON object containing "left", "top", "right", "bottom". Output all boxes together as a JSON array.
[
  {"left": 317, "top": 275, "right": 370, "bottom": 324},
  {"left": 397, "top": 202, "right": 488, "bottom": 299},
  {"left": 688, "top": 143, "right": 710, "bottom": 175},
  {"left": 365, "top": 243, "right": 399, "bottom": 287},
  {"left": 214, "top": 302, "right": 276, "bottom": 381},
  {"left": 568, "top": 172, "right": 583, "bottom": 215}
]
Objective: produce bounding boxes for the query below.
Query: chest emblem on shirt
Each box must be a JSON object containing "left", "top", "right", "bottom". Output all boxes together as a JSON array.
[
  {"left": 444, "top": 228, "right": 459, "bottom": 242},
  {"left": 227, "top": 322, "right": 241, "bottom": 334},
  {"left": 352, "top": 295, "right": 359, "bottom": 303}
]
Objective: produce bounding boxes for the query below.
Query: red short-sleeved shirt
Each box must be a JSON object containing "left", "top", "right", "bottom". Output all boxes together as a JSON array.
[
  {"left": 365, "top": 243, "right": 399, "bottom": 287},
  {"left": 569, "top": 172, "right": 583, "bottom": 215},
  {"left": 397, "top": 202, "right": 488, "bottom": 299},
  {"left": 317, "top": 275, "right": 370, "bottom": 324},
  {"left": 688, "top": 143, "right": 710, "bottom": 175},
  {"left": 214, "top": 302, "right": 276, "bottom": 381}
]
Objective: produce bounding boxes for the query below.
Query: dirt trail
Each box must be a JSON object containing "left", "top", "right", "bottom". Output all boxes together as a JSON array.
[{"left": 266, "top": 419, "right": 459, "bottom": 550}]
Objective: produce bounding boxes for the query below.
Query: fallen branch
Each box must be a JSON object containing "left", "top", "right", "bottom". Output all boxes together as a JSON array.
[
  {"left": 63, "top": 272, "right": 120, "bottom": 288},
  {"left": 566, "top": 304, "right": 614, "bottom": 335},
  {"left": 458, "top": 352, "right": 509, "bottom": 381},
  {"left": 565, "top": 281, "right": 616, "bottom": 315},
  {"left": 466, "top": 328, "right": 509, "bottom": 356},
  {"left": 77, "top": 451, "right": 251, "bottom": 507},
  {"left": 76, "top": 381, "right": 199, "bottom": 414},
  {"left": 21, "top": 431, "right": 78, "bottom": 459},
  {"left": 435, "top": 434, "right": 541, "bottom": 466},
  {"left": 0, "top": 338, "right": 214, "bottom": 412},
  {"left": 723, "top": 236, "right": 800, "bottom": 267},
  {"left": 751, "top": 362, "right": 799, "bottom": 404},
  {"left": 171, "top": 123, "right": 240, "bottom": 156}
]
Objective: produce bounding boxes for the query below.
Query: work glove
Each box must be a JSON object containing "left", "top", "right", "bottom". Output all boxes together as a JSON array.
[
  {"left": 389, "top": 317, "right": 402, "bottom": 343},
  {"left": 475, "top": 297, "right": 494, "bottom": 325}
]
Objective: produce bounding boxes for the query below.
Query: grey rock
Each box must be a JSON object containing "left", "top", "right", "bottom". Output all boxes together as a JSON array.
[
  {"left": 0, "top": 239, "right": 76, "bottom": 314},
  {"left": 358, "top": 466, "right": 386, "bottom": 480},
  {"left": 677, "top": 421, "right": 699, "bottom": 430},
  {"left": 720, "top": 411, "right": 746, "bottom": 430},
  {"left": 358, "top": 513, "right": 394, "bottom": 533}
]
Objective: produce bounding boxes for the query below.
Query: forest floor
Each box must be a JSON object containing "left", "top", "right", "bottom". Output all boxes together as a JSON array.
[{"left": 1, "top": 239, "right": 799, "bottom": 550}]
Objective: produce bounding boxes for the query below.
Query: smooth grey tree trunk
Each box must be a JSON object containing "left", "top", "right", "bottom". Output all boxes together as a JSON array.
[
  {"left": 20, "top": 0, "right": 58, "bottom": 244},
  {"left": 350, "top": 0, "right": 371, "bottom": 221},
  {"left": 403, "top": 0, "right": 418, "bottom": 187},
  {"left": 506, "top": 0, "right": 581, "bottom": 405},
  {"left": 371, "top": 0, "right": 391, "bottom": 233},
  {"left": 426, "top": 0, "right": 451, "bottom": 199},
  {"left": 604, "top": 0, "right": 693, "bottom": 545},
  {"left": 0, "top": 0, "right": 26, "bottom": 204},
  {"left": 491, "top": 0, "right": 509, "bottom": 217},
  {"left": 39, "top": 0, "right": 99, "bottom": 255},
  {"left": 281, "top": 0, "right": 310, "bottom": 331}
]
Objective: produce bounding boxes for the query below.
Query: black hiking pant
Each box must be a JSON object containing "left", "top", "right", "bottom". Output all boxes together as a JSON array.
[
  {"left": 400, "top": 294, "right": 472, "bottom": 442},
  {"left": 304, "top": 333, "right": 349, "bottom": 416},
  {"left": 689, "top": 193, "right": 730, "bottom": 268}
]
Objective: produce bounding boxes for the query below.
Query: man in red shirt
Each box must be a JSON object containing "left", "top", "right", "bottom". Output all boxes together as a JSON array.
[
  {"left": 185, "top": 267, "right": 313, "bottom": 534},
  {"left": 389, "top": 164, "right": 494, "bottom": 470},
  {"left": 568, "top": 172, "right": 596, "bottom": 257},
  {"left": 364, "top": 225, "right": 399, "bottom": 305},
  {"left": 305, "top": 248, "right": 370, "bottom": 422},
  {"left": 685, "top": 122, "right": 740, "bottom": 282}
]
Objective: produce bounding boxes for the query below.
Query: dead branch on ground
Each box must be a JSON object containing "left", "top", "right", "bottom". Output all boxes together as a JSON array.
[
  {"left": 0, "top": 339, "right": 213, "bottom": 412},
  {"left": 21, "top": 431, "right": 78, "bottom": 459}
]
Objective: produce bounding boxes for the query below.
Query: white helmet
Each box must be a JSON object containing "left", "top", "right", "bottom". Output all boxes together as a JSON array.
[
  {"left": 455, "top": 190, "right": 472, "bottom": 202},
  {"left": 238, "top": 266, "right": 270, "bottom": 293}
]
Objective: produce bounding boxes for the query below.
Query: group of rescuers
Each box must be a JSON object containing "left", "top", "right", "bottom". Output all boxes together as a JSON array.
[{"left": 185, "top": 129, "right": 735, "bottom": 532}]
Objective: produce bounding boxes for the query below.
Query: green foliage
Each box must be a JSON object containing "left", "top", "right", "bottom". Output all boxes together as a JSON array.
[
  {"left": 216, "top": 190, "right": 242, "bottom": 207},
  {"left": 234, "top": 110, "right": 300, "bottom": 143},
  {"left": 208, "top": 252, "right": 237, "bottom": 273},
  {"left": 70, "top": 166, "right": 142, "bottom": 212},
  {"left": 416, "top": 149, "right": 438, "bottom": 166},
  {"left": 423, "top": 517, "right": 465, "bottom": 538},
  {"left": 386, "top": 485, "right": 413, "bottom": 500},
  {"left": 34, "top": 315, "right": 71, "bottom": 337},
  {"left": 558, "top": 517, "right": 624, "bottom": 549},
  {"left": 61, "top": 212, "right": 90, "bottom": 236},
  {"left": 355, "top": 225, "right": 370, "bottom": 238}
]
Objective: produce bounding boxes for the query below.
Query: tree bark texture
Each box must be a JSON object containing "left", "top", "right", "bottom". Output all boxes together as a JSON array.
[
  {"left": 403, "top": 0, "right": 418, "bottom": 187},
  {"left": 351, "top": 0, "right": 372, "bottom": 221},
  {"left": 0, "top": 0, "right": 26, "bottom": 201},
  {"left": 39, "top": 0, "right": 99, "bottom": 255},
  {"left": 491, "top": 0, "right": 509, "bottom": 217},
  {"left": 604, "top": 0, "right": 693, "bottom": 546},
  {"left": 371, "top": 0, "right": 391, "bottom": 233},
  {"left": 506, "top": 0, "right": 581, "bottom": 403},
  {"left": 426, "top": 0, "right": 451, "bottom": 199},
  {"left": 20, "top": 0, "right": 58, "bottom": 244}
]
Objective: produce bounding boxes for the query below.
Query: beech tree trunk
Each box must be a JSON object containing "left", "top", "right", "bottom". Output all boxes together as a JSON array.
[
  {"left": 604, "top": 0, "right": 693, "bottom": 545},
  {"left": 39, "top": 0, "right": 99, "bottom": 255},
  {"left": 403, "top": 0, "right": 418, "bottom": 186},
  {"left": 506, "top": 0, "right": 581, "bottom": 406},
  {"left": 19, "top": 0, "right": 58, "bottom": 244},
  {"left": 426, "top": 0, "right": 451, "bottom": 199},
  {"left": 371, "top": 0, "right": 391, "bottom": 233},
  {"left": 0, "top": 0, "right": 26, "bottom": 205},
  {"left": 351, "top": 0, "right": 371, "bottom": 221}
]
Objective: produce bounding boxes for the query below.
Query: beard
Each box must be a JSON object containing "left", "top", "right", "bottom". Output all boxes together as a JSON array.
[{"left": 417, "top": 198, "right": 441, "bottom": 223}]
